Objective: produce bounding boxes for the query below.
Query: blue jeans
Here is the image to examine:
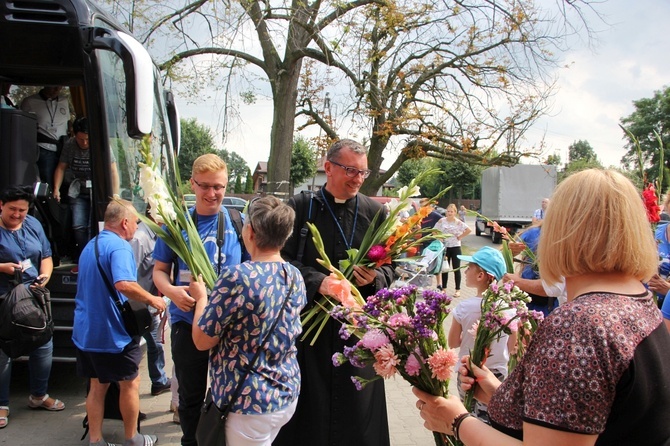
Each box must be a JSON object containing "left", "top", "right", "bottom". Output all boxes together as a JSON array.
[
  {"left": 0, "top": 339, "right": 53, "bottom": 406},
  {"left": 37, "top": 148, "right": 59, "bottom": 187},
  {"left": 142, "top": 313, "right": 168, "bottom": 386},
  {"left": 71, "top": 194, "right": 91, "bottom": 260}
]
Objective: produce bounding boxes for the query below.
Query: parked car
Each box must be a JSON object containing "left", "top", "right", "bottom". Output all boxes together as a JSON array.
[
  {"left": 184, "top": 193, "right": 196, "bottom": 208},
  {"left": 223, "top": 196, "right": 248, "bottom": 212}
]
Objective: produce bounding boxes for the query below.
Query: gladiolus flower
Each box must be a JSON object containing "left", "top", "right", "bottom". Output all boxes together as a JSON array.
[
  {"left": 373, "top": 344, "right": 399, "bottom": 378},
  {"left": 367, "top": 244, "right": 387, "bottom": 262},
  {"left": 427, "top": 348, "right": 459, "bottom": 381}
]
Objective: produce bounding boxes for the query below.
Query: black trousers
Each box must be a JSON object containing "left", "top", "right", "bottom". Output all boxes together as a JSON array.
[
  {"left": 172, "top": 321, "right": 209, "bottom": 446},
  {"left": 442, "top": 246, "right": 462, "bottom": 290}
]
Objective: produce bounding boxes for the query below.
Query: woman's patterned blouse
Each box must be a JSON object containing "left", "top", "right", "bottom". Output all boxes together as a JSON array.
[
  {"left": 488, "top": 291, "right": 663, "bottom": 435},
  {"left": 198, "top": 261, "right": 307, "bottom": 414}
]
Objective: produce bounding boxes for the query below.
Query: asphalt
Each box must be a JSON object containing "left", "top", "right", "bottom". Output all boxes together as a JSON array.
[{"left": 1, "top": 239, "right": 478, "bottom": 445}]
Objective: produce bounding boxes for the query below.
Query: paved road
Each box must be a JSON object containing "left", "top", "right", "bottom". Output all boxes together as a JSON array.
[{"left": 2, "top": 227, "right": 484, "bottom": 445}]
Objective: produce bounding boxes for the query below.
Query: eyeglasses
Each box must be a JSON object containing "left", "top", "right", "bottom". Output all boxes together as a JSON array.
[
  {"left": 192, "top": 178, "right": 227, "bottom": 192},
  {"left": 246, "top": 197, "right": 261, "bottom": 231},
  {"left": 329, "top": 160, "right": 372, "bottom": 179}
]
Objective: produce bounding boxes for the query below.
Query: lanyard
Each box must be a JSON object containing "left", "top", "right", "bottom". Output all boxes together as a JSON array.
[
  {"left": 45, "top": 98, "right": 57, "bottom": 126},
  {"left": 321, "top": 188, "right": 358, "bottom": 250}
]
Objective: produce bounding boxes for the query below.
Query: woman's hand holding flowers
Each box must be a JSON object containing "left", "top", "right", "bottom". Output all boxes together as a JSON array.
[
  {"left": 188, "top": 275, "right": 207, "bottom": 303},
  {"left": 458, "top": 356, "right": 500, "bottom": 405},
  {"left": 412, "top": 388, "right": 468, "bottom": 436}
]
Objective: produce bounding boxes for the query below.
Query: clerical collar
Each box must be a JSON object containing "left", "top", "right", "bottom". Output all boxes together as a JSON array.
[
  {"left": 334, "top": 198, "right": 346, "bottom": 204},
  {"left": 322, "top": 184, "right": 353, "bottom": 204}
]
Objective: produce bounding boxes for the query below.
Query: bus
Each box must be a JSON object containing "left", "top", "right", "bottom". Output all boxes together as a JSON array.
[{"left": 0, "top": 0, "right": 180, "bottom": 360}]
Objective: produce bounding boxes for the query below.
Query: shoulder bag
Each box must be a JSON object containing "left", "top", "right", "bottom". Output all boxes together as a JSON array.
[
  {"left": 196, "top": 265, "right": 294, "bottom": 446},
  {"left": 95, "top": 235, "right": 152, "bottom": 338}
]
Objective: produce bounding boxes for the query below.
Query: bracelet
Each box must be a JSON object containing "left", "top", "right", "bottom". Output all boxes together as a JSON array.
[{"left": 452, "top": 412, "right": 475, "bottom": 442}]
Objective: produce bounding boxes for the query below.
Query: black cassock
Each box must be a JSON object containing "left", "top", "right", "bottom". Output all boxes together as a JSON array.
[{"left": 274, "top": 187, "right": 395, "bottom": 446}]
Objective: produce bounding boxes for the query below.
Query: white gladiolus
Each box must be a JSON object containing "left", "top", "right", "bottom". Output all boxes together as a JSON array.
[{"left": 138, "top": 163, "right": 176, "bottom": 223}]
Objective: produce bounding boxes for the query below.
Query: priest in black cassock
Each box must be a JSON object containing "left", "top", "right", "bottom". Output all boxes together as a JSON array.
[{"left": 275, "top": 139, "right": 395, "bottom": 446}]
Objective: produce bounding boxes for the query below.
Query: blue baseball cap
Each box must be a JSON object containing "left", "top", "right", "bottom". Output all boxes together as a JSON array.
[{"left": 457, "top": 246, "right": 506, "bottom": 281}]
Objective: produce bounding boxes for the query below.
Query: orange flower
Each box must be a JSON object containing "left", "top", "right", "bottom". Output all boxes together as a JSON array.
[
  {"left": 395, "top": 224, "right": 410, "bottom": 238},
  {"left": 405, "top": 246, "right": 418, "bottom": 257}
]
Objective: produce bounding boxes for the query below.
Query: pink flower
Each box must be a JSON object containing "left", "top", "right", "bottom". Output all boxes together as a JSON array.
[
  {"left": 428, "top": 348, "right": 459, "bottom": 381},
  {"left": 387, "top": 313, "right": 412, "bottom": 329},
  {"left": 367, "top": 244, "right": 387, "bottom": 262},
  {"left": 404, "top": 354, "right": 422, "bottom": 376},
  {"left": 373, "top": 344, "right": 399, "bottom": 379},
  {"left": 361, "top": 329, "right": 390, "bottom": 351},
  {"left": 467, "top": 320, "right": 479, "bottom": 337},
  {"left": 490, "top": 282, "right": 499, "bottom": 293}
]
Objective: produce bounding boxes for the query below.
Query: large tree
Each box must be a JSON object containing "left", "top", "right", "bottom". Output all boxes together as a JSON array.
[
  {"left": 105, "top": 0, "right": 599, "bottom": 197},
  {"left": 568, "top": 140, "right": 598, "bottom": 163},
  {"left": 296, "top": 0, "right": 600, "bottom": 195},
  {"left": 620, "top": 86, "right": 670, "bottom": 184},
  {"left": 218, "top": 148, "right": 250, "bottom": 186},
  {"left": 289, "top": 136, "right": 318, "bottom": 194}
]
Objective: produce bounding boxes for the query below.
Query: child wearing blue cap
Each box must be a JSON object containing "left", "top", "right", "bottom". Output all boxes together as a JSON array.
[{"left": 447, "top": 246, "right": 515, "bottom": 423}]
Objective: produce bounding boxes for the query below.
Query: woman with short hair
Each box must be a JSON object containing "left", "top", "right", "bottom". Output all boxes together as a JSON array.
[
  {"left": 414, "top": 169, "right": 670, "bottom": 445},
  {"left": 190, "top": 196, "right": 307, "bottom": 446}
]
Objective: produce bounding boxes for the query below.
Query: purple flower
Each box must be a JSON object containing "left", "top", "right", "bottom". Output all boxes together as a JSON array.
[
  {"left": 339, "top": 324, "right": 352, "bottom": 340},
  {"left": 351, "top": 376, "right": 364, "bottom": 391},
  {"left": 332, "top": 353, "right": 346, "bottom": 367}
]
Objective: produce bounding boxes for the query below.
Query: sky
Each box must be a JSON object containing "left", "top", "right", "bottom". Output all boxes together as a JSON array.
[{"left": 174, "top": 0, "right": 670, "bottom": 172}]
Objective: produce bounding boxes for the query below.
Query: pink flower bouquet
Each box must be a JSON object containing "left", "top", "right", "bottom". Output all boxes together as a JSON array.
[
  {"left": 331, "top": 285, "right": 459, "bottom": 446},
  {"left": 463, "top": 281, "right": 544, "bottom": 412}
]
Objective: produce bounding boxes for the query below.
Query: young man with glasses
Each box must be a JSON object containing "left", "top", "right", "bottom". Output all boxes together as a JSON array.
[
  {"left": 276, "top": 139, "right": 395, "bottom": 446},
  {"left": 152, "top": 154, "right": 246, "bottom": 446}
]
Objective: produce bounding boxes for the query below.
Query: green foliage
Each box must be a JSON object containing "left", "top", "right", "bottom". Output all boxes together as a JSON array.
[
  {"left": 396, "top": 158, "right": 481, "bottom": 199},
  {"left": 218, "top": 148, "right": 250, "bottom": 186},
  {"left": 568, "top": 140, "right": 598, "bottom": 163},
  {"left": 290, "top": 136, "right": 318, "bottom": 188},
  {"left": 545, "top": 153, "right": 561, "bottom": 165},
  {"left": 244, "top": 168, "right": 254, "bottom": 194},
  {"left": 178, "top": 118, "right": 216, "bottom": 183},
  {"left": 558, "top": 158, "right": 604, "bottom": 183},
  {"left": 620, "top": 86, "right": 670, "bottom": 191},
  {"left": 233, "top": 175, "right": 243, "bottom": 193}
]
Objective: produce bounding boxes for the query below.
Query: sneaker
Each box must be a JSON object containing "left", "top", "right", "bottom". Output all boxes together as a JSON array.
[
  {"left": 151, "top": 379, "right": 171, "bottom": 396},
  {"left": 454, "top": 290, "right": 461, "bottom": 298}
]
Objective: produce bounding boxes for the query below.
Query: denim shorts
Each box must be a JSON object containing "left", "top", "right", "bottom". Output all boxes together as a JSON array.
[{"left": 76, "top": 340, "right": 142, "bottom": 383}]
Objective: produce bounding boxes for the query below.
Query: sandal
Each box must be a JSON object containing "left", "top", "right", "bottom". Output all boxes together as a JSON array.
[
  {"left": 28, "top": 394, "right": 65, "bottom": 411},
  {"left": 0, "top": 406, "right": 8, "bottom": 429}
]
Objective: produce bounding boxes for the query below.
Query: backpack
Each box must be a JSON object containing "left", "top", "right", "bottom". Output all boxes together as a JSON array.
[
  {"left": 227, "top": 207, "right": 246, "bottom": 257},
  {"left": 0, "top": 269, "right": 53, "bottom": 358}
]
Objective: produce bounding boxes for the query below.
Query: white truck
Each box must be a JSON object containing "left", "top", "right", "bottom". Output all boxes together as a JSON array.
[{"left": 475, "top": 164, "right": 557, "bottom": 243}]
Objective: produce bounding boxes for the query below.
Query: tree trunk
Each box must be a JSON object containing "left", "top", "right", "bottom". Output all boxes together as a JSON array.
[{"left": 267, "top": 60, "right": 303, "bottom": 199}]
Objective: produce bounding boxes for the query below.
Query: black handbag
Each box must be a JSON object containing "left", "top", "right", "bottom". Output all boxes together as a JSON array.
[
  {"left": 196, "top": 265, "right": 294, "bottom": 446},
  {"left": 95, "top": 235, "right": 152, "bottom": 338}
]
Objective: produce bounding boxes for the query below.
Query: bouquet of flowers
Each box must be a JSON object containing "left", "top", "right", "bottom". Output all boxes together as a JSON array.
[
  {"left": 301, "top": 169, "right": 451, "bottom": 344},
  {"left": 125, "top": 137, "right": 219, "bottom": 289},
  {"left": 463, "top": 281, "right": 544, "bottom": 412},
  {"left": 330, "top": 285, "right": 459, "bottom": 446}
]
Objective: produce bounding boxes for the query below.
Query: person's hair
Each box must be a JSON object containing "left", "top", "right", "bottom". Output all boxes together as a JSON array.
[
  {"left": 73, "top": 117, "right": 88, "bottom": 134},
  {"left": 192, "top": 153, "right": 228, "bottom": 176},
  {"left": 1, "top": 185, "right": 34, "bottom": 205},
  {"left": 447, "top": 203, "right": 457, "bottom": 213},
  {"left": 326, "top": 139, "right": 367, "bottom": 161},
  {"left": 104, "top": 199, "right": 135, "bottom": 225},
  {"left": 247, "top": 195, "right": 295, "bottom": 250},
  {"left": 539, "top": 169, "right": 657, "bottom": 284}
]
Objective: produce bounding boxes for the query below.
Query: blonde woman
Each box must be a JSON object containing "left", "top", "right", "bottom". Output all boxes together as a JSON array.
[
  {"left": 414, "top": 169, "right": 670, "bottom": 445},
  {"left": 434, "top": 204, "right": 471, "bottom": 297}
]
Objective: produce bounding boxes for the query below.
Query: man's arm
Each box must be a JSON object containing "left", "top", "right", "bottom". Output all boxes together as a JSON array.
[
  {"left": 504, "top": 273, "right": 549, "bottom": 297},
  {"left": 115, "top": 280, "right": 165, "bottom": 312}
]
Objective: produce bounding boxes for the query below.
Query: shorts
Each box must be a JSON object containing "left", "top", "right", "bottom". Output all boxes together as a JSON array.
[{"left": 76, "top": 340, "right": 142, "bottom": 383}]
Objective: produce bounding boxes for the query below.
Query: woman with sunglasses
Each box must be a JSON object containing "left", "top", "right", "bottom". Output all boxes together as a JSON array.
[{"left": 190, "top": 196, "right": 307, "bottom": 446}]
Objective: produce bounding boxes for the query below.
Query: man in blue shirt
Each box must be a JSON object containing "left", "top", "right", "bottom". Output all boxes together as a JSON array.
[
  {"left": 73, "top": 199, "right": 165, "bottom": 446},
  {"left": 153, "top": 154, "right": 245, "bottom": 446}
]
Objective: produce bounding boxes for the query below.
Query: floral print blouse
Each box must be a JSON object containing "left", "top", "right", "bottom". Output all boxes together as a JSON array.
[{"left": 198, "top": 261, "right": 307, "bottom": 414}]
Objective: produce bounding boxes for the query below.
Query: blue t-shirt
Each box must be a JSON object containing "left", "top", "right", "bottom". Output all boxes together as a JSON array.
[
  {"left": 72, "top": 230, "right": 138, "bottom": 353},
  {"left": 0, "top": 215, "right": 52, "bottom": 294},
  {"left": 153, "top": 206, "right": 244, "bottom": 325},
  {"left": 519, "top": 226, "right": 541, "bottom": 280},
  {"left": 198, "top": 261, "right": 307, "bottom": 414}
]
